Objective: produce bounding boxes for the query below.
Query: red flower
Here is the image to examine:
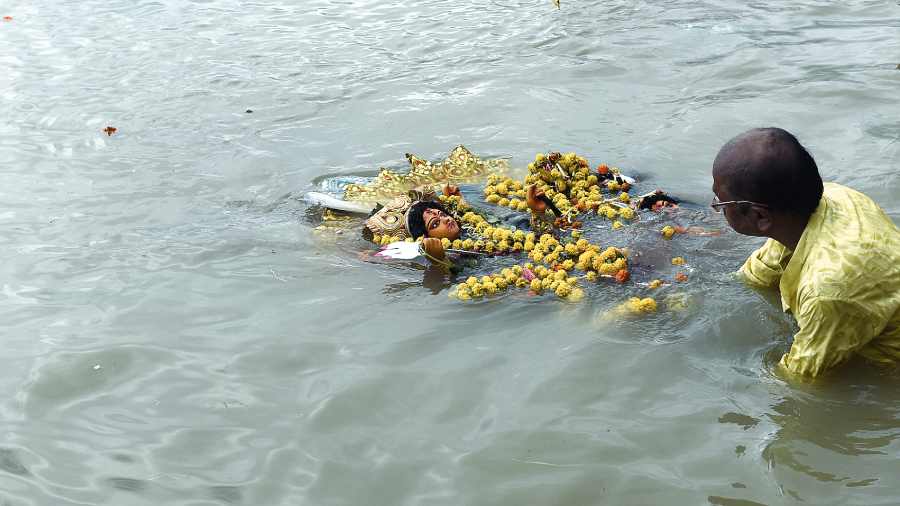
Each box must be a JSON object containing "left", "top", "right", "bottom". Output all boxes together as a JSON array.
[{"left": 614, "top": 269, "right": 630, "bottom": 283}]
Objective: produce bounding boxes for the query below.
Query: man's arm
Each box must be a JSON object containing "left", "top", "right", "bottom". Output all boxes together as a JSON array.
[
  {"left": 779, "top": 297, "right": 883, "bottom": 378},
  {"left": 739, "top": 238, "right": 789, "bottom": 288}
]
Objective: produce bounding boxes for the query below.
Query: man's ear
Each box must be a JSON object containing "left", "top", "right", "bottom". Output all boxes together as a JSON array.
[{"left": 754, "top": 206, "right": 773, "bottom": 234}]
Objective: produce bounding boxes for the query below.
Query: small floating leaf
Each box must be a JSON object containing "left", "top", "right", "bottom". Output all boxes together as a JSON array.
[{"left": 103, "top": 126, "right": 117, "bottom": 136}]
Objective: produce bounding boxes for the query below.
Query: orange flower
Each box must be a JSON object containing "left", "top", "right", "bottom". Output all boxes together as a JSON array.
[
  {"left": 614, "top": 269, "right": 630, "bottom": 283},
  {"left": 2, "top": 16, "right": 12, "bottom": 21},
  {"left": 103, "top": 126, "right": 117, "bottom": 136},
  {"left": 675, "top": 272, "right": 688, "bottom": 282},
  {"left": 597, "top": 164, "right": 609, "bottom": 175}
]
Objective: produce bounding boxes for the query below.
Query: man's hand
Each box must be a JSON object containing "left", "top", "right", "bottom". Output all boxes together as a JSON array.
[
  {"left": 443, "top": 184, "right": 461, "bottom": 197},
  {"left": 526, "top": 185, "right": 547, "bottom": 213},
  {"left": 422, "top": 238, "right": 446, "bottom": 262}
]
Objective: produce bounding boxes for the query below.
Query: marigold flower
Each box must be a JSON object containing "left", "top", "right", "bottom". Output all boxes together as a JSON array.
[
  {"left": 530, "top": 279, "right": 543, "bottom": 293},
  {"left": 639, "top": 298, "right": 658, "bottom": 312},
  {"left": 675, "top": 272, "right": 688, "bottom": 282},
  {"left": 671, "top": 257, "right": 685, "bottom": 266},
  {"left": 586, "top": 271, "right": 598, "bottom": 282},
  {"left": 661, "top": 225, "right": 676, "bottom": 239},
  {"left": 649, "top": 279, "right": 663, "bottom": 289},
  {"left": 626, "top": 297, "right": 642, "bottom": 312},
  {"left": 555, "top": 283, "right": 572, "bottom": 298},
  {"left": 567, "top": 288, "right": 585, "bottom": 302},
  {"left": 612, "top": 220, "right": 623, "bottom": 230},
  {"left": 614, "top": 269, "right": 630, "bottom": 283}
]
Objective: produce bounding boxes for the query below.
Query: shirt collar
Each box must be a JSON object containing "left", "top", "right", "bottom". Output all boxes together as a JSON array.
[{"left": 779, "top": 194, "right": 828, "bottom": 312}]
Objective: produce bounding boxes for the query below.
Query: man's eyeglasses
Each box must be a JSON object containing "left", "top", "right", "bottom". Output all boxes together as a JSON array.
[{"left": 710, "top": 196, "right": 769, "bottom": 213}]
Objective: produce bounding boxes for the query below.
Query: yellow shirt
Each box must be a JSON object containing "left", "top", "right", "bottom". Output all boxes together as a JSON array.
[{"left": 739, "top": 182, "right": 900, "bottom": 378}]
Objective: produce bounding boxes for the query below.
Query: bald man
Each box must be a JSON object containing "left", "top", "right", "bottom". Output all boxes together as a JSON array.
[{"left": 711, "top": 128, "right": 900, "bottom": 378}]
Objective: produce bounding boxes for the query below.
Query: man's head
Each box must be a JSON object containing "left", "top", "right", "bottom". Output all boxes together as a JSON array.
[
  {"left": 711, "top": 128, "right": 823, "bottom": 237},
  {"left": 407, "top": 201, "right": 461, "bottom": 240}
]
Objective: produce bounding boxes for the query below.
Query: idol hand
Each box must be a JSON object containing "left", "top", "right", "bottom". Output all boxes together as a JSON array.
[
  {"left": 526, "top": 185, "right": 547, "bottom": 213},
  {"left": 422, "top": 237, "right": 446, "bottom": 262}
]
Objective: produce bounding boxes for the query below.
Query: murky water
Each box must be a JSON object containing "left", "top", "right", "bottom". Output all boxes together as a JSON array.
[{"left": 2, "top": 1, "right": 899, "bottom": 504}]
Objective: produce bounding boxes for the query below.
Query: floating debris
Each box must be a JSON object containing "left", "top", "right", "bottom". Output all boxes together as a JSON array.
[{"left": 103, "top": 126, "right": 117, "bottom": 136}]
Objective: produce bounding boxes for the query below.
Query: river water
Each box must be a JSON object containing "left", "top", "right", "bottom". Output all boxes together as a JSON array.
[{"left": 2, "top": 1, "right": 899, "bottom": 505}]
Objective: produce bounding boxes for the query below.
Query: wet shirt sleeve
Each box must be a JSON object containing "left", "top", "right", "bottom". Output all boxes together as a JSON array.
[
  {"left": 739, "top": 239, "right": 788, "bottom": 288},
  {"left": 778, "top": 297, "right": 883, "bottom": 378}
]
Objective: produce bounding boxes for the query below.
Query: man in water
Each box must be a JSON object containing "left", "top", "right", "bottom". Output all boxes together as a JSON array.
[{"left": 711, "top": 127, "right": 900, "bottom": 378}]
